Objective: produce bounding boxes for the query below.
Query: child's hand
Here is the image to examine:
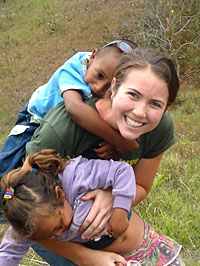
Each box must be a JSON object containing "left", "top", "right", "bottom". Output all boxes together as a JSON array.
[
  {"left": 114, "top": 138, "right": 139, "bottom": 155},
  {"left": 107, "top": 208, "right": 129, "bottom": 238},
  {"left": 94, "top": 141, "right": 118, "bottom": 159}
]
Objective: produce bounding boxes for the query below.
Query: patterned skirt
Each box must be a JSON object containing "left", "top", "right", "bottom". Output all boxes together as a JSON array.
[{"left": 124, "top": 222, "right": 185, "bottom": 266}]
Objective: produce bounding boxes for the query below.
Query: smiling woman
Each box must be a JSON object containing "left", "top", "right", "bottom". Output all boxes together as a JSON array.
[
  {"left": 21, "top": 48, "right": 181, "bottom": 266},
  {"left": 109, "top": 67, "right": 169, "bottom": 140}
]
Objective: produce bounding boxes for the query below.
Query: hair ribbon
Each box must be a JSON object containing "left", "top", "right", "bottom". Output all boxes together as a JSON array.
[{"left": 4, "top": 187, "right": 14, "bottom": 199}]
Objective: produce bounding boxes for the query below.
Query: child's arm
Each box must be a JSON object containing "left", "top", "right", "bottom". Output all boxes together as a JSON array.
[
  {"left": 107, "top": 208, "right": 129, "bottom": 238},
  {"left": 0, "top": 226, "right": 32, "bottom": 266},
  {"left": 74, "top": 158, "right": 136, "bottom": 239},
  {"left": 63, "top": 90, "right": 138, "bottom": 155}
]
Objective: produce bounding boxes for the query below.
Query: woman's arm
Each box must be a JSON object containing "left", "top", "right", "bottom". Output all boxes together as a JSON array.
[
  {"left": 38, "top": 239, "right": 126, "bottom": 266},
  {"left": 132, "top": 153, "right": 164, "bottom": 206}
]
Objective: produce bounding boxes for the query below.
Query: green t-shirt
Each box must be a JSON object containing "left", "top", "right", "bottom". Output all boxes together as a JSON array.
[{"left": 26, "top": 97, "right": 175, "bottom": 168}]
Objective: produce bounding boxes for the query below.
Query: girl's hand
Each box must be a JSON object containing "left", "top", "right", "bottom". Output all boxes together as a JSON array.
[
  {"left": 94, "top": 141, "right": 118, "bottom": 159},
  {"left": 80, "top": 188, "right": 114, "bottom": 240},
  {"left": 107, "top": 208, "right": 129, "bottom": 238}
]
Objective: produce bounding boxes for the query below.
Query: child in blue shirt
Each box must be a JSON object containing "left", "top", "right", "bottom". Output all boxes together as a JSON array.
[{"left": 0, "top": 40, "right": 138, "bottom": 179}]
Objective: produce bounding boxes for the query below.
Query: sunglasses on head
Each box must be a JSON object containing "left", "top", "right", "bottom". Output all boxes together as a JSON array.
[{"left": 103, "top": 40, "right": 135, "bottom": 53}]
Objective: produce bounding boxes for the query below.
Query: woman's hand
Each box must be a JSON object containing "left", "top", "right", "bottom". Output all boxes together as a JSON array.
[
  {"left": 80, "top": 188, "right": 114, "bottom": 240},
  {"left": 81, "top": 250, "right": 126, "bottom": 266},
  {"left": 38, "top": 238, "right": 126, "bottom": 266}
]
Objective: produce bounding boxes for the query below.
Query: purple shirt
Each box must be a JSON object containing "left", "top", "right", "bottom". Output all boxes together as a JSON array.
[{"left": 0, "top": 156, "right": 136, "bottom": 265}]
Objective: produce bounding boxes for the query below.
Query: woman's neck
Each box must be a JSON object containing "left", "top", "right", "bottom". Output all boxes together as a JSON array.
[{"left": 95, "top": 99, "right": 116, "bottom": 129}]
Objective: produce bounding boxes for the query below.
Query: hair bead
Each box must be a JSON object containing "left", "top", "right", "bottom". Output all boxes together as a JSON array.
[{"left": 4, "top": 187, "right": 14, "bottom": 199}]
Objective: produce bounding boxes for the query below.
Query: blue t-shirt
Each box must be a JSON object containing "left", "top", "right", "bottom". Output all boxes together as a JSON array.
[{"left": 28, "top": 52, "right": 92, "bottom": 123}]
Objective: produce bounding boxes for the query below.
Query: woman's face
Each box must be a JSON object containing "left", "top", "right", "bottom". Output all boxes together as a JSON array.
[{"left": 111, "top": 67, "right": 169, "bottom": 140}]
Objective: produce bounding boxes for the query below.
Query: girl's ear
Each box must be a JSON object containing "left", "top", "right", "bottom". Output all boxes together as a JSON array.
[
  {"left": 55, "top": 186, "right": 65, "bottom": 200},
  {"left": 88, "top": 49, "right": 98, "bottom": 66}
]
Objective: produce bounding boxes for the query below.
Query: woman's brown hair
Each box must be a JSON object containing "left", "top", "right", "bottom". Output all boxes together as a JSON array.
[{"left": 106, "top": 48, "right": 179, "bottom": 107}]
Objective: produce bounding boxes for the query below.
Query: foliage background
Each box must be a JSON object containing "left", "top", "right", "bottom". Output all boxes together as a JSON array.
[{"left": 0, "top": 0, "right": 199, "bottom": 265}]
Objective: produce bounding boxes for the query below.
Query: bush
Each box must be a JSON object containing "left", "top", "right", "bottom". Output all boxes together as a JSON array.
[{"left": 129, "top": 0, "right": 200, "bottom": 79}]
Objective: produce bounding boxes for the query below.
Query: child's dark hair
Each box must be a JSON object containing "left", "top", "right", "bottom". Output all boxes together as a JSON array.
[
  {"left": 1, "top": 149, "right": 70, "bottom": 238},
  {"left": 106, "top": 48, "right": 179, "bottom": 107}
]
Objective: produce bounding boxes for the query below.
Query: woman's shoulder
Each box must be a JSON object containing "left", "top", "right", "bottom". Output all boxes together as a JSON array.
[
  {"left": 154, "top": 111, "right": 174, "bottom": 134},
  {"left": 140, "top": 111, "right": 175, "bottom": 159}
]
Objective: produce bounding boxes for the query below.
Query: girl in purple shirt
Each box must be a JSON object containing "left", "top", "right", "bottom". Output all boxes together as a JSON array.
[{"left": 0, "top": 149, "right": 184, "bottom": 266}]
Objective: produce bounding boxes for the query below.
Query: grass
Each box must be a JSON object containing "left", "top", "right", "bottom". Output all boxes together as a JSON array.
[
  {"left": 136, "top": 85, "right": 200, "bottom": 265},
  {"left": 0, "top": 0, "right": 200, "bottom": 265}
]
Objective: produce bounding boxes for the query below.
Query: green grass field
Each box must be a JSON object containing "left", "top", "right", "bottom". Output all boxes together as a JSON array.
[{"left": 0, "top": 0, "right": 199, "bottom": 265}]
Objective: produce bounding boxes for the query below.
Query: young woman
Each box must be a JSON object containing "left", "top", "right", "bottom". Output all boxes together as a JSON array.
[
  {"left": 0, "top": 149, "right": 184, "bottom": 266},
  {"left": 20, "top": 48, "right": 180, "bottom": 265}
]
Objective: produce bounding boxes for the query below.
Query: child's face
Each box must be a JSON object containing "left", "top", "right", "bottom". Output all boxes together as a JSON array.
[
  {"left": 84, "top": 50, "right": 121, "bottom": 97},
  {"left": 32, "top": 199, "right": 73, "bottom": 240},
  {"left": 110, "top": 67, "right": 169, "bottom": 140}
]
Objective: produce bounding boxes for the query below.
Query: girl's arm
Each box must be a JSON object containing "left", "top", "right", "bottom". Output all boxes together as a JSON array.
[
  {"left": 38, "top": 239, "right": 126, "bottom": 266},
  {"left": 70, "top": 158, "right": 135, "bottom": 239},
  {"left": 81, "top": 154, "right": 164, "bottom": 239},
  {"left": 0, "top": 227, "right": 32, "bottom": 266},
  {"left": 22, "top": 158, "right": 115, "bottom": 240},
  {"left": 22, "top": 154, "right": 163, "bottom": 238},
  {"left": 63, "top": 90, "right": 138, "bottom": 155},
  {"left": 132, "top": 153, "right": 164, "bottom": 206}
]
